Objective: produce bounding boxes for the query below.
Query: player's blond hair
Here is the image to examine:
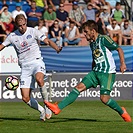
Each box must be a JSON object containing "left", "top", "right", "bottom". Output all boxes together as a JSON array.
[{"left": 15, "top": 14, "right": 26, "bottom": 25}]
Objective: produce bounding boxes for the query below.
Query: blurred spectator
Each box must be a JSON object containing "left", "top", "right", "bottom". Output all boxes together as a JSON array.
[
  {"left": 34, "top": 19, "right": 48, "bottom": 45},
  {"left": 43, "top": 5, "right": 56, "bottom": 29},
  {"left": 90, "top": 0, "right": 100, "bottom": 5},
  {"left": 95, "top": 10, "right": 104, "bottom": 34},
  {"left": 107, "top": 19, "right": 122, "bottom": 45},
  {"left": 48, "top": 0, "right": 61, "bottom": 11},
  {"left": 34, "top": 0, "right": 48, "bottom": 13},
  {"left": 26, "top": 0, "right": 32, "bottom": 5},
  {"left": 50, "top": 20, "right": 63, "bottom": 47},
  {"left": 2, "top": 0, "right": 6, "bottom": 4},
  {"left": 77, "top": 0, "right": 87, "bottom": 9},
  {"left": 26, "top": 0, "right": 42, "bottom": 27},
  {"left": 84, "top": 0, "right": 89, "bottom": 4},
  {"left": 0, "top": 20, "right": 7, "bottom": 42},
  {"left": 89, "top": 0, "right": 100, "bottom": 11},
  {"left": 121, "top": 19, "right": 133, "bottom": 45},
  {"left": 100, "top": 0, "right": 112, "bottom": 14},
  {"left": 69, "top": 1, "right": 86, "bottom": 27},
  {"left": 109, "top": 2, "right": 125, "bottom": 25},
  {"left": 56, "top": 3, "right": 69, "bottom": 30},
  {"left": 34, "top": 19, "right": 48, "bottom": 37},
  {"left": 12, "top": 3, "right": 27, "bottom": 21},
  {"left": 12, "top": 3, "right": 27, "bottom": 30},
  {"left": 63, "top": 21, "right": 81, "bottom": 46},
  {"left": 83, "top": 2, "right": 97, "bottom": 21},
  {"left": 0, "top": 4, "right": 14, "bottom": 34},
  {"left": 105, "top": 0, "right": 120, "bottom": 8},
  {"left": 2, "top": 0, "right": 16, "bottom": 4},
  {"left": 99, "top": 5, "right": 110, "bottom": 34}
]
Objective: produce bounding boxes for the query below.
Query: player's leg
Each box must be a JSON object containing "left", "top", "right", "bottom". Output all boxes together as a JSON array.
[
  {"left": 21, "top": 88, "right": 44, "bottom": 112},
  {"left": 35, "top": 72, "right": 52, "bottom": 119},
  {"left": 34, "top": 60, "right": 52, "bottom": 119},
  {"left": 20, "top": 65, "right": 45, "bottom": 121},
  {"left": 45, "top": 71, "right": 98, "bottom": 115},
  {"left": 99, "top": 72, "right": 131, "bottom": 122},
  {"left": 44, "top": 82, "right": 86, "bottom": 115},
  {"left": 21, "top": 88, "right": 45, "bottom": 121}
]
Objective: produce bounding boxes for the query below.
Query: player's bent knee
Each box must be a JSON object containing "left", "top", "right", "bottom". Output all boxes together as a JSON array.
[
  {"left": 36, "top": 78, "right": 44, "bottom": 87},
  {"left": 37, "top": 81, "right": 44, "bottom": 87},
  {"left": 22, "top": 97, "right": 30, "bottom": 103},
  {"left": 100, "top": 97, "right": 108, "bottom": 104},
  {"left": 75, "top": 83, "right": 86, "bottom": 92},
  {"left": 100, "top": 95, "right": 110, "bottom": 104}
]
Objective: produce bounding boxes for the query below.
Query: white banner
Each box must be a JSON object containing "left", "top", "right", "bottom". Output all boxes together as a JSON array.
[{"left": 0, "top": 46, "right": 21, "bottom": 73}]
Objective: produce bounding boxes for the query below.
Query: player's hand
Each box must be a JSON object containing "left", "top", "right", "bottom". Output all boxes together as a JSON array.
[
  {"left": 120, "top": 62, "right": 126, "bottom": 73},
  {"left": 56, "top": 46, "right": 62, "bottom": 53}
]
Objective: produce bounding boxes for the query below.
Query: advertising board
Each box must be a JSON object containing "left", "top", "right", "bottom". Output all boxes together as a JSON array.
[
  {"left": 0, "top": 73, "right": 132, "bottom": 102},
  {"left": 0, "top": 46, "right": 21, "bottom": 73}
]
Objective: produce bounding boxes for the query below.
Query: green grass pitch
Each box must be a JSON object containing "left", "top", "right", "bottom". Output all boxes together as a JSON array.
[{"left": 0, "top": 100, "right": 132, "bottom": 133}]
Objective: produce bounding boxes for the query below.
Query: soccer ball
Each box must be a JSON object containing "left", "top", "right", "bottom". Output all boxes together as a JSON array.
[{"left": 5, "top": 76, "right": 19, "bottom": 90}]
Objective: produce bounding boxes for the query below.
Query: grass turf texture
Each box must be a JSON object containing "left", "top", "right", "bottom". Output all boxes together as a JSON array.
[{"left": 0, "top": 101, "right": 132, "bottom": 133}]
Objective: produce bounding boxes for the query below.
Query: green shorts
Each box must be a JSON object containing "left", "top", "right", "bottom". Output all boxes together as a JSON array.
[{"left": 81, "top": 71, "right": 116, "bottom": 95}]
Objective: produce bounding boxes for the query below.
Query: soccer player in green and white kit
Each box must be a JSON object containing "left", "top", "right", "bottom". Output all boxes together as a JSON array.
[{"left": 45, "top": 20, "right": 132, "bottom": 122}]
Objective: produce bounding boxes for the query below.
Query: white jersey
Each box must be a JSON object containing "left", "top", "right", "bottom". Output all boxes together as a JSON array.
[{"left": 2, "top": 27, "right": 46, "bottom": 66}]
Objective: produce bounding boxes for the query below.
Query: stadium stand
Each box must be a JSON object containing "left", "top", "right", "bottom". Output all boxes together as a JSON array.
[
  {"left": 0, "top": 1, "right": 30, "bottom": 12},
  {"left": 64, "top": 1, "right": 72, "bottom": 12},
  {"left": 79, "top": 34, "right": 88, "bottom": 46},
  {"left": 0, "top": 0, "right": 132, "bottom": 46}
]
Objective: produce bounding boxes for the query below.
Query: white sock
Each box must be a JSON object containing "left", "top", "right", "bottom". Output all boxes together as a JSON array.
[
  {"left": 40, "top": 85, "right": 49, "bottom": 101},
  {"left": 27, "top": 98, "right": 44, "bottom": 113}
]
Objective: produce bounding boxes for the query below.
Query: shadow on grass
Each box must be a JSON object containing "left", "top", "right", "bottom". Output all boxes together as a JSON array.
[
  {"left": 0, "top": 117, "right": 43, "bottom": 122},
  {"left": 46, "top": 117, "right": 116, "bottom": 123},
  {"left": 0, "top": 117, "right": 25, "bottom": 121},
  {"left": 0, "top": 117, "right": 121, "bottom": 123}
]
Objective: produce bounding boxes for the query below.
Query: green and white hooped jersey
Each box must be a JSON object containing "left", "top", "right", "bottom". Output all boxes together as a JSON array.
[{"left": 90, "top": 34, "right": 119, "bottom": 73}]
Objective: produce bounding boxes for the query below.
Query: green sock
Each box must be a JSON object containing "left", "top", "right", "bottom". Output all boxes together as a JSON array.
[
  {"left": 58, "top": 88, "right": 80, "bottom": 110},
  {"left": 106, "top": 98, "right": 123, "bottom": 115}
]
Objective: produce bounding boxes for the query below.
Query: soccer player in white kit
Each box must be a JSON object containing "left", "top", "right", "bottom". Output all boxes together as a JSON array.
[{"left": 0, "top": 14, "right": 62, "bottom": 121}]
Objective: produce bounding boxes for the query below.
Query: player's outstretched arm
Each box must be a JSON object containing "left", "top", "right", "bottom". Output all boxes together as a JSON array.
[
  {"left": 44, "top": 38, "right": 62, "bottom": 53},
  {"left": 116, "top": 47, "right": 126, "bottom": 73},
  {"left": 0, "top": 44, "right": 5, "bottom": 51}
]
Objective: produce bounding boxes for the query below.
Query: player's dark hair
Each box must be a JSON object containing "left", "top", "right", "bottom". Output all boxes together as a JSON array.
[{"left": 82, "top": 20, "right": 98, "bottom": 32}]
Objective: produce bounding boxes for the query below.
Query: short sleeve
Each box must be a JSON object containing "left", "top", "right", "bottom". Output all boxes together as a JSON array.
[
  {"left": 103, "top": 35, "right": 119, "bottom": 50},
  {"left": 2, "top": 34, "right": 12, "bottom": 46},
  {"left": 34, "top": 28, "right": 47, "bottom": 41}
]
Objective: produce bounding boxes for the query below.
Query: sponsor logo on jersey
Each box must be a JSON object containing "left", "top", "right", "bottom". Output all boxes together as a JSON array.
[
  {"left": 21, "top": 41, "right": 28, "bottom": 47},
  {"left": 26, "top": 35, "right": 32, "bottom": 39},
  {"left": 93, "top": 49, "right": 101, "bottom": 58}
]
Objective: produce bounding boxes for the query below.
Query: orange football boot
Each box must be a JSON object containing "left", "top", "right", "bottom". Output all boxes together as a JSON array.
[
  {"left": 44, "top": 101, "right": 61, "bottom": 115},
  {"left": 121, "top": 107, "right": 132, "bottom": 122}
]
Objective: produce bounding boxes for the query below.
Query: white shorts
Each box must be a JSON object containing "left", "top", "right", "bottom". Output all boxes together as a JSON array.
[{"left": 20, "top": 59, "right": 46, "bottom": 89}]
